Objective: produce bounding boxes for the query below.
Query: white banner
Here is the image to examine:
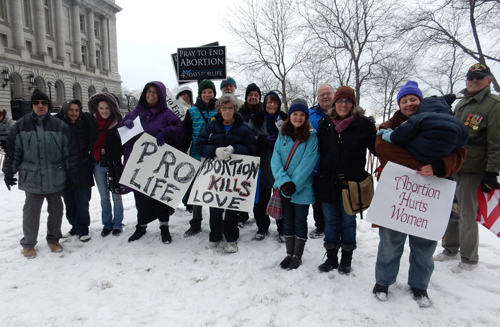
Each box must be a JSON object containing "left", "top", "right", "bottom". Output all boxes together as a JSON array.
[
  {"left": 366, "top": 161, "right": 456, "bottom": 241},
  {"left": 166, "top": 88, "right": 186, "bottom": 121},
  {"left": 188, "top": 154, "right": 260, "bottom": 212},
  {"left": 120, "top": 133, "right": 201, "bottom": 209}
]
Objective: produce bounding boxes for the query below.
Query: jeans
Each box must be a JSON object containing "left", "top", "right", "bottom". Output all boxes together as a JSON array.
[
  {"left": 94, "top": 163, "right": 124, "bottom": 230},
  {"left": 375, "top": 227, "right": 437, "bottom": 290},
  {"left": 282, "top": 196, "right": 309, "bottom": 239},
  {"left": 321, "top": 199, "right": 356, "bottom": 247},
  {"left": 62, "top": 188, "right": 92, "bottom": 235}
]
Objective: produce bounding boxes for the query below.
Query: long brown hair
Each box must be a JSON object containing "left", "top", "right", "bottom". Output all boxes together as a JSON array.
[{"left": 281, "top": 118, "right": 311, "bottom": 143}]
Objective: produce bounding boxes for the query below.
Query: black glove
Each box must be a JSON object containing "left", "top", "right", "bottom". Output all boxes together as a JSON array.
[
  {"left": 4, "top": 174, "right": 17, "bottom": 191},
  {"left": 281, "top": 181, "right": 296, "bottom": 196},
  {"left": 481, "top": 172, "right": 499, "bottom": 193},
  {"left": 443, "top": 94, "right": 457, "bottom": 106}
]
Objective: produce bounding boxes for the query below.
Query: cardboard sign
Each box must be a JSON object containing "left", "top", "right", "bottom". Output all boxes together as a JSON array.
[
  {"left": 165, "top": 88, "right": 185, "bottom": 121},
  {"left": 120, "top": 134, "right": 201, "bottom": 209},
  {"left": 366, "top": 161, "right": 456, "bottom": 241},
  {"left": 188, "top": 154, "right": 260, "bottom": 212},
  {"left": 177, "top": 46, "right": 226, "bottom": 82},
  {"left": 171, "top": 42, "right": 219, "bottom": 85}
]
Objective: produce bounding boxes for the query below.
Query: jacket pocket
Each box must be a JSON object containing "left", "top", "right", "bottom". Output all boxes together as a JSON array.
[
  {"left": 51, "top": 164, "right": 67, "bottom": 189},
  {"left": 19, "top": 162, "right": 39, "bottom": 189}
]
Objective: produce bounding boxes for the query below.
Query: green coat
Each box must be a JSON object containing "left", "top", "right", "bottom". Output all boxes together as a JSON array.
[{"left": 454, "top": 86, "right": 500, "bottom": 173}]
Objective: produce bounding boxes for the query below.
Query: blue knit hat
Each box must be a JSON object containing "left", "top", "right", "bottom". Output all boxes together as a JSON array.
[
  {"left": 220, "top": 77, "right": 237, "bottom": 90},
  {"left": 288, "top": 100, "right": 309, "bottom": 119},
  {"left": 397, "top": 81, "right": 423, "bottom": 105}
]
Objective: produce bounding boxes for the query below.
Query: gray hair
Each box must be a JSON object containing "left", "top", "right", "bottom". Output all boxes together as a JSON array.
[
  {"left": 317, "top": 84, "right": 334, "bottom": 96},
  {"left": 215, "top": 93, "right": 239, "bottom": 113}
]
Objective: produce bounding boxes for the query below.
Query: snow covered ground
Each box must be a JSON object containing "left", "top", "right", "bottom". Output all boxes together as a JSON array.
[{"left": 1, "top": 174, "right": 500, "bottom": 327}]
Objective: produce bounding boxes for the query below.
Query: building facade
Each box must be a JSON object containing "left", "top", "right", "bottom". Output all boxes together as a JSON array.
[{"left": 0, "top": 0, "right": 122, "bottom": 113}]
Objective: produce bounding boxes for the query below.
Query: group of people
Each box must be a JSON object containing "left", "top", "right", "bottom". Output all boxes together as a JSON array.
[{"left": 2, "top": 63, "right": 499, "bottom": 309}]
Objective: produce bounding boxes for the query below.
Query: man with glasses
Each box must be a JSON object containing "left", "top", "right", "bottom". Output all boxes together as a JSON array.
[
  {"left": 3, "top": 89, "right": 77, "bottom": 258},
  {"left": 436, "top": 63, "right": 500, "bottom": 272}
]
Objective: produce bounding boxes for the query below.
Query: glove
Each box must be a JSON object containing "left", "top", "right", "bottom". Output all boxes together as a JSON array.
[
  {"left": 215, "top": 147, "right": 231, "bottom": 160},
  {"left": 265, "top": 134, "right": 277, "bottom": 148},
  {"left": 480, "top": 172, "right": 499, "bottom": 193},
  {"left": 224, "top": 145, "right": 234, "bottom": 154},
  {"left": 443, "top": 94, "right": 457, "bottom": 106},
  {"left": 4, "top": 174, "right": 17, "bottom": 191},
  {"left": 124, "top": 119, "right": 134, "bottom": 129},
  {"left": 376, "top": 128, "right": 393, "bottom": 143},
  {"left": 156, "top": 131, "right": 165, "bottom": 146},
  {"left": 280, "top": 181, "right": 296, "bottom": 196}
]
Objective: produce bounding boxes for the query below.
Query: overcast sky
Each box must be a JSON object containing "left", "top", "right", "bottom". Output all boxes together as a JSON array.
[{"left": 115, "top": 0, "right": 234, "bottom": 93}]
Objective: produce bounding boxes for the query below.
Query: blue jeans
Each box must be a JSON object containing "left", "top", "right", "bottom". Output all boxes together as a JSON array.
[
  {"left": 375, "top": 227, "right": 437, "bottom": 290},
  {"left": 94, "top": 163, "right": 124, "bottom": 230},
  {"left": 282, "top": 196, "right": 309, "bottom": 239},
  {"left": 321, "top": 200, "right": 356, "bottom": 247},
  {"left": 62, "top": 188, "right": 92, "bottom": 235}
]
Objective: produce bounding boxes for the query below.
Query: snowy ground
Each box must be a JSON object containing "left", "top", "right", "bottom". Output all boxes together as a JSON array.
[{"left": 1, "top": 174, "right": 500, "bottom": 326}]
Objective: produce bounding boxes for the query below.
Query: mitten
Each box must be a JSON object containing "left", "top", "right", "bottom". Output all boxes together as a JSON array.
[
  {"left": 443, "top": 94, "right": 457, "bottom": 106},
  {"left": 4, "top": 174, "right": 17, "bottom": 191},
  {"left": 124, "top": 119, "right": 134, "bottom": 129},
  {"left": 376, "top": 128, "right": 393, "bottom": 143},
  {"left": 480, "top": 172, "right": 499, "bottom": 193},
  {"left": 265, "top": 134, "right": 277, "bottom": 148},
  {"left": 281, "top": 181, "right": 296, "bottom": 196},
  {"left": 156, "top": 131, "right": 165, "bottom": 146},
  {"left": 215, "top": 147, "right": 230, "bottom": 160}
]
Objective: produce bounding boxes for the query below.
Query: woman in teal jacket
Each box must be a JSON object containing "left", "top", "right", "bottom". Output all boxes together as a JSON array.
[{"left": 271, "top": 101, "right": 319, "bottom": 270}]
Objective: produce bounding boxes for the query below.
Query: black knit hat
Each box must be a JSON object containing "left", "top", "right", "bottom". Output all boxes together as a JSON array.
[
  {"left": 31, "top": 89, "right": 50, "bottom": 103},
  {"left": 198, "top": 79, "right": 216, "bottom": 97},
  {"left": 245, "top": 83, "right": 261, "bottom": 101}
]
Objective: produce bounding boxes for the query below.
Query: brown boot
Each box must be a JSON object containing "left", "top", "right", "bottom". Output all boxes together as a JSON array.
[
  {"left": 23, "top": 248, "right": 37, "bottom": 259},
  {"left": 48, "top": 243, "right": 63, "bottom": 253}
]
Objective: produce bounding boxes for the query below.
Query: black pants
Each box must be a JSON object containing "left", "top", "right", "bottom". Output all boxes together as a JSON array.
[
  {"left": 312, "top": 201, "right": 325, "bottom": 231},
  {"left": 209, "top": 208, "right": 239, "bottom": 242},
  {"left": 134, "top": 191, "right": 170, "bottom": 226}
]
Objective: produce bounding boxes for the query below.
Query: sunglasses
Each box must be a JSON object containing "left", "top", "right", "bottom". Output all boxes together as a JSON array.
[
  {"left": 32, "top": 100, "right": 49, "bottom": 106},
  {"left": 467, "top": 75, "right": 485, "bottom": 81}
]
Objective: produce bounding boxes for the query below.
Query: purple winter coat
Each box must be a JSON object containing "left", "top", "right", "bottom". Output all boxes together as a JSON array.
[{"left": 119, "top": 81, "right": 186, "bottom": 164}]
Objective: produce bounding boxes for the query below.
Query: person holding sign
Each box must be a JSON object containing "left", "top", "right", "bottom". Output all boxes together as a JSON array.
[
  {"left": 373, "top": 81, "right": 465, "bottom": 307},
  {"left": 249, "top": 91, "right": 288, "bottom": 242},
  {"left": 120, "top": 81, "right": 186, "bottom": 244},
  {"left": 271, "top": 101, "right": 319, "bottom": 269},
  {"left": 315, "top": 86, "right": 377, "bottom": 275},
  {"left": 175, "top": 86, "right": 194, "bottom": 112},
  {"left": 196, "top": 94, "right": 257, "bottom": 253}
]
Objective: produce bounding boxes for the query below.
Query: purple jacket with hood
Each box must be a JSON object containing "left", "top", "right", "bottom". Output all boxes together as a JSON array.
[{"left": 119, "top": 81, "right": 186, "bottom": 164}]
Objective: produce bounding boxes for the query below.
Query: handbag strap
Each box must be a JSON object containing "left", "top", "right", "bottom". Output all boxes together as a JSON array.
[{"left": 284, "top": 139, "right": 301, "bottom": 171}]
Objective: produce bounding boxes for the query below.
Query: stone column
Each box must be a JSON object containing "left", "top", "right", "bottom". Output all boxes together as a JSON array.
[
  {"left": 71, "top": 1, "right": 82, "bottom": 64},
  {"left": 107, "top": 16, "right": 119, "bottom": 73},
  {"left": 101, "top": 15, "right": 110, "bottom": 71},
  {"left": 87, "top": 9, "right": 96, "bottom": 68},
  {"left": 54, "top": 0, "right": 66, "bottom": 60},
  {"left": 10, "top": 0, "right": 25, "bottom": 50},
  {"left": 34, "top": 0, "right": 47, "bottom": 55}
]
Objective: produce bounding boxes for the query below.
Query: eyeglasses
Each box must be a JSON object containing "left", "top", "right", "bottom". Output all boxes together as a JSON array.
[
  {"left": 220, "top": 108, "right": 235, "bottom": 112},
  {"left": 336, "top": 100, "right": 353, "bottom": 105},
  {"left": 146, "top": 90, "right": 158, "bottom": 95},
  {"left": 319, "top": 92, "right": 333, "bottom": 98},
  {"left": 267, "top": 101, "right": 279, "bottom": 105},
  {"left": 467, "top": 75, "right": 485, "bottom": 81},
  {"left": 33, "top": 100, "right": 49, "bottom": 106}
]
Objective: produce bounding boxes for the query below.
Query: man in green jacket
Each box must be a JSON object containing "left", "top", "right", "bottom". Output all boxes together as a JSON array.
[{"left": 435, "top": 63, "right": 500, "bottom": 272}]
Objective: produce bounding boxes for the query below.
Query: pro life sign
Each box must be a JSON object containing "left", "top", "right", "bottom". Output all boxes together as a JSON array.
[
  {"left": 120, "top": 134, "right": 201, "bottom": 209},
  {"left": 177, "top": 46, "right": 226, "bottom": 82},
  {"left": 188, "top": 154, "right": 260, "bottom": 212},
  {"left": 366, "top": 161, "right": 456, "bottom": 241}
]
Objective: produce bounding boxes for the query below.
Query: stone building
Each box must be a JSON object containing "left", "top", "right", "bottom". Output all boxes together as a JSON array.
[{"left": 0, "top": 0, "right": 122, "bottom": 113}]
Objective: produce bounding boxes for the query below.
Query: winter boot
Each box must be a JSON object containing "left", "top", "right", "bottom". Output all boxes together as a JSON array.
[
  {"left": 280, "top": 235, "right": 295, "bottom": 269},
  {"left": 338, "top": 244, "right": 355, "bottom": 275},
  {"left": 128, "top": 225, "right": 147, "bottom": 243},
  {"left": 160, "top": 225, "right": 172, "bottom": 244},
  {"left": 288, "top": 236, "right": 306, "bottom": 270},
  {"left": 318, "top": 244, "right": 340, "bottom": 272}
]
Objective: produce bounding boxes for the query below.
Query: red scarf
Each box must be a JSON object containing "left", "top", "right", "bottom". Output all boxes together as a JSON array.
[
  {"left": 332, "top": 116, "right": 355, "bottom": 133},
  {"left": 93, "top": 112, "right": 113, "bottom": 162}
]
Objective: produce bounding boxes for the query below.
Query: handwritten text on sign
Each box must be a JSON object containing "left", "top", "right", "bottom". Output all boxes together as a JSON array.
[
  {"left": 188, "top": 154, "right": 260, "bottom": 212},
  {"left": 120, "top": 133, "right": 201, "bottom": 209},
  {"left": 366, "top": 161, "right": 456, "bottom": 241}
]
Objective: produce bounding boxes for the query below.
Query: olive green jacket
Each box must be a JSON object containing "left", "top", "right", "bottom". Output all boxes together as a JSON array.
[{"left": 454, "top": 85, "right": 500, "bottom": 173}]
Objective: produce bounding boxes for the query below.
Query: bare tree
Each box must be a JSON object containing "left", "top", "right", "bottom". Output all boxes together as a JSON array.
[{"left": 224, "top": 0, "right": 311, "bottom": 111}]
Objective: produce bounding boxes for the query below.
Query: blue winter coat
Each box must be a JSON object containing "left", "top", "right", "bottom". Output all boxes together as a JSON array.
[
  {"left": 184, "top": 98, "right": 218, "bottom": 160},
  {"left": 271, "top": 130, "right": 319, "bottom": 205},
  {"left": 390, "top": 97, "right": 469, "bottom": 163},
  {"left": 309, "top": 104, "right": 326, "bottom": 130},
  {"left": 196, "top": 113, "right": 257, "bottom": 158}
]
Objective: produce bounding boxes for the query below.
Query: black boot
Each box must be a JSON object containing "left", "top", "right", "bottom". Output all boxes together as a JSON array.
[
  {"left": 288, "top": 236, "right": 306, "bottom": 270},
  {"left": 318, "top": 245, "right": 340, "bottom": 272},
  {"left": 128, "top": 225, "right": 147, "bottom": 243},
  {"left": 280, "top": 235, "right": 295, "bottom": 269},
  {"left": 338, "top": 244, "right": 355, "bottom": 275},
  {"left": 160, "top": 225, "right": 171, "bottom": 244}
]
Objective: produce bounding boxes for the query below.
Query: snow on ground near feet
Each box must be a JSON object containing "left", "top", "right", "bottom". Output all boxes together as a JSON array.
[{"left": 1, "top": 180, "right": 500, "bottom": 326}]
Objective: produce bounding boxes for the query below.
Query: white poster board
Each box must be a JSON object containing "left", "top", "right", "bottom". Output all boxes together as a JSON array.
[
  {"left": 187, "top": 154, "right": 260, "bottom": 212},
  {"left": 165, "top": 88, "right": 186, "bottom": 121},
  {"left": 365, "top": 161, "right": 456, "bottom": 241},
  {"left": 120, "top": 133, "right": 201, "bottom": 209},
  {"left": 117, "top": 116, "right": 144, "bottom": 145}
]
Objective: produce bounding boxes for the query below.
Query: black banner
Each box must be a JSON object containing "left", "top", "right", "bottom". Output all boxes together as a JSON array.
[{"left": 176, "top": 46, "right": 226, "bottom": 82}]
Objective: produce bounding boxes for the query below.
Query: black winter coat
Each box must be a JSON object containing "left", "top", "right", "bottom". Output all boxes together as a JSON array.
[
  {"left": 196, "top": 113, "right": 257, "bottom": 158},
  {"left": 315, "top": 114, "right": 377, "bottom": 203}
]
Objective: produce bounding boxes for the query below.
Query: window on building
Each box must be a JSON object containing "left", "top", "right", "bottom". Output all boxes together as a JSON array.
[
  {"left": 94, "top": 20, "right": 99, "bottom": 38},
  {"left": 88, "top": 85, "right": 96, "bottom": 98},
  {"left": 25, "top": 40, "right": 33, "bottom": 53},
  {"left": 81, "top": 46, "right": 87, "bottom": 66},
  {"left": 0, "top": 34, "right": 7, "bottom": 47},
  {"left": 96, "top": 50, "right": 101, "bottom": 69},
  {"left": 47, "top": 47, "right": 53, "bottom": 58},
  {"left": 44, "top": 0, "right": 52, "bottom": 36},
  {"left": 22, "top": 0, "right": 32, "bottom": 29},
  {"left": 79, "top": 14, "right": 85, "bottom": 32},
  {"left": 0, "top": 0, "right": 5, "bottom": 21},
  {"left": 67, "top": 52, "right": 71, "bottom": 62},
  {"left": 73, "top": 83, "right": 82, "bottom": 100}
]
